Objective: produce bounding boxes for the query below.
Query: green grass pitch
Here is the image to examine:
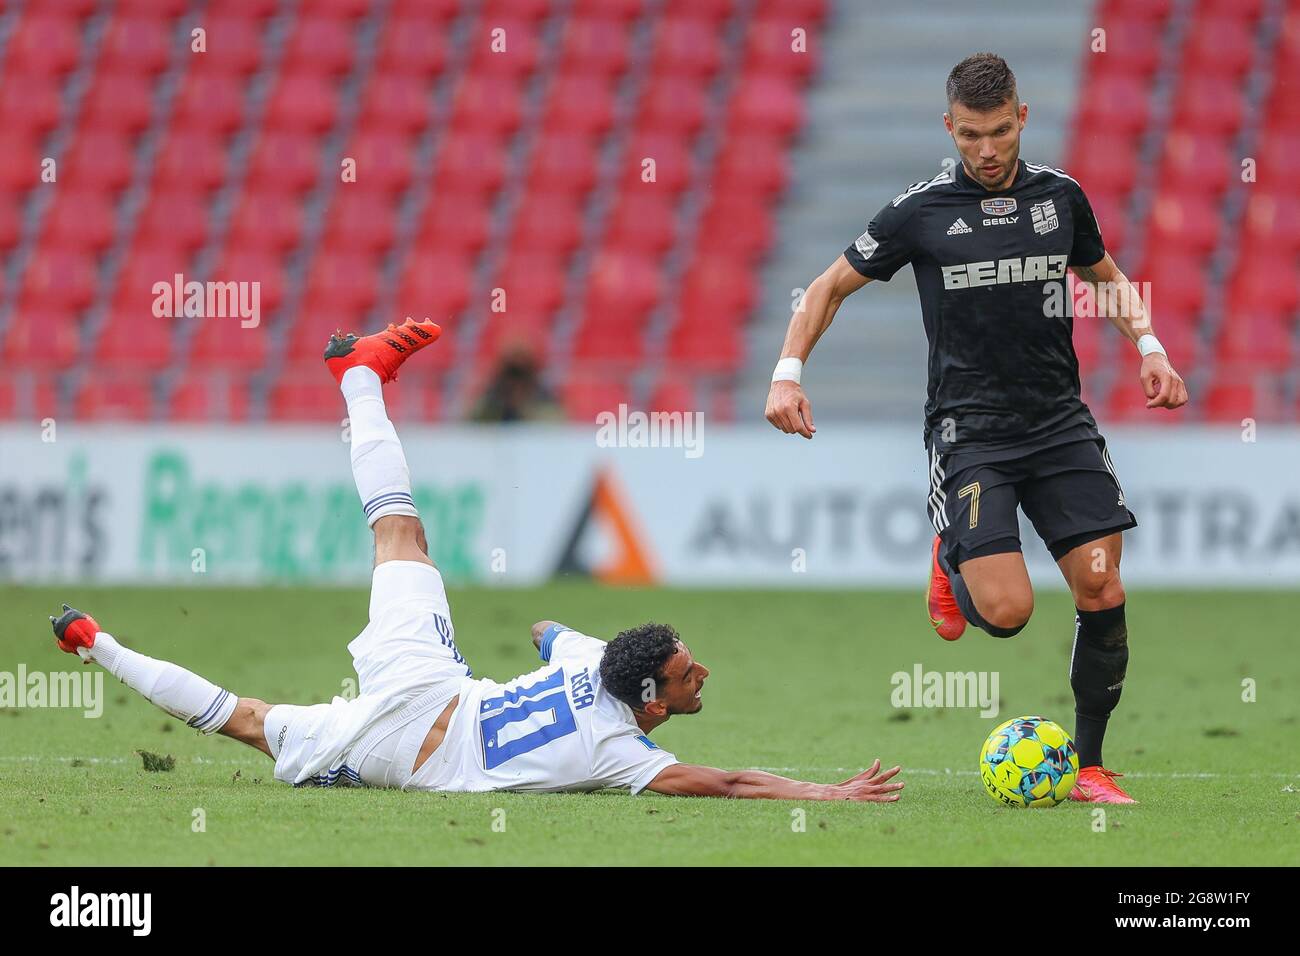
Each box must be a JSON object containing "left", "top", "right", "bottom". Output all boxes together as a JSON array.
[{"left": 2, "top": 583, "right": 1297, "bottom": 866}]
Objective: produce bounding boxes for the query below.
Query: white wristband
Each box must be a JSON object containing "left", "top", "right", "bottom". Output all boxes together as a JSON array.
[
  {"left": 1137, "top": 334, "right": 1165, "bottom": 357},
  {"left": 772, "top": 357, "right": 803, "bottom": 384}
]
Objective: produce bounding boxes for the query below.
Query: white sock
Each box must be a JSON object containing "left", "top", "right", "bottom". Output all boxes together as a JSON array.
[
  {"left": 341, "top": 366, "right": 420, "bottom": 527},
  {"left": 88, "top": 633, "right": 237, "bottom": 734}
]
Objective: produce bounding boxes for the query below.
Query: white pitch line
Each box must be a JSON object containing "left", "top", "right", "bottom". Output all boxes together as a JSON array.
[{"left": 2, "top": 755, "right": 1298, "bottom": 780}]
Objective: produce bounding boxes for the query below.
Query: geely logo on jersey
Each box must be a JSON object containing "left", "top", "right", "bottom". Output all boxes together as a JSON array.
[
  {"left": 980, "top": 197, "right": 1017, "bottom": 216},
  {"left": 941, "top": 254, "right": 1069, "bottom": 289},
  {"left": 982, "top": 215, "right": 1019, "bottom": 227},
  {"left": 1031, "top": 199, "right": 1059, "bottom": 235}
]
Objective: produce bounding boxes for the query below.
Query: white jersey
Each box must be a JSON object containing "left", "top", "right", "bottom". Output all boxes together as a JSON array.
[{"left": 407, "top": 627, "right": 678, "bottom": 794}]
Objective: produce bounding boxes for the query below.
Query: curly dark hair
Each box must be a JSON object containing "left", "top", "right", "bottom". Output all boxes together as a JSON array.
[
  {"left": 599, "top": 622, "right": 680, "bottom": 710},
  {"left": 946, "top": 53, "right": 1017, "bottom": 112}
]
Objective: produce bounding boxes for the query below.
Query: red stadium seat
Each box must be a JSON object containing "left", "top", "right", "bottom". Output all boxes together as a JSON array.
[
  {"left": 7, "top": 13, "right": 83, "bottom": 74},
  {"left": 680, "top": 257, "right": 757, "bottom": 320},
  {"left": 268, "top": 378, "right": 349, "bottom": 423},
  {"left": 282, "top": 18, "right": 356, "bottom": 75},
  {"left": 637, "top": 73, "right": 710, "bottom": 136},
  {"left": 212, "top": 246, "right": 289, "bottom": 318},
  {"left": 193, "top": 17, "right": 264, "bottom": 74},
  {"left": 744, "top": 17, "right": 820, "bottom": 78},
  {"left": 303, "top": 250, "right": 381, "bottom": 313},
  {"left": 620, "top": 132, "right": 694, "bottom": 193},
  {"left": 153, "top": 128, "right": 229, "bottom": 191},
  {"left": 561, "top": 18, "right": 634, "bottom": 74},
  {"left": 1085, "top": 191, "right": 1128, "bottom": 257},
  {"left": 560, "top": 372, "right": 633, "bottom": 422},
  {"left": 1240, "top": 189, "right": 1300, "bottom": 253},
  {"left": 229, "top": 190, "right": 305, "bottom": 251},
  {"left": 451, "top": 75, "right": 525, "bottom": 135},
  {"left": 713, "top": 133, "right": 789, "bottom": 196},
  {"left": 65, "top": 130, "right": 136, "bottom": 190},
  {"left": 583, "top": 248, "right": 662, "bottom": 321},
  {"left": 604, "top": 190, "right": 678, "bottom": 254},
  {"left": 1146, "top": 193, "right": 1221, "bottom": 256},
  {"left": 94, "top": 310, "right": 174, "bottom": 370},
  {"left": 21, "top": 247, "right": 97, "bottom": 310},
  {"left": 665, "top": 310, "right": 745, "bottom": 372},
  {"left": 572, "top": 0, "right": 644, "bottom": 18},
  {"left": 265, "top": 72, "right": 340, "bottom": 133},
  {"left": 0, "top": 135, "right": 43, "bottom": 190},
  {"left": 79, "top": 69, "right": 155, "bottom": 133},
  {"left": 1157, "top": 131, "right": 1232, "bottom": 195},
  {"left": 696, "top": 193, "right": 773, "bottom": 258},
  {"left": 1181, "top": 16, "right": 1257, "bottom": 76},
  {"left": 729, "top": 72, "right": 806, "bottom": 139},
  {"left": 1132, "top": 250, "right": 1208, "bottom": 315},
  {"left": 663, "top": 0, "right": 735, "bottom": 19},
  {"left": 570, "top": 316, "right": 648, "bottom": 366},
  {"left": 1214, "top": 308, "right": 1293, "bottom": 373},
  {"left": 469, "top": 19, "right": 543, "bottom": 76},
  {"left": 475, "top": 310, "right": 555, "bottom": 367},
  {"left": 44, "top": 189, "right": 117, "bottom": 251},
  {"left": 389, "top": 0, "right": 462, "bottom": 18},
  {"left": 1228, "top": 252, "right": 1300, "bottom": 315},
  {"left": 1097, "top": 0, "right": 1171, "bottom": 21},
  {"left": 1254, "top": 131, "right": 1300, "bottom": 186},
  {"left": 168, "top": 373, "right": 251, "bottom": 422},
  {"left": 345, "top": 131, "right": 416, "bottom": 194},
  {"left": 1077, "top": 73, "right": 1150, "bottom": 135},
  {"left": 171, "top": 69, "right": 246, "bottom": 133},
  {"left": 99, "top": 17, "right": 173, "bottom": 74},
  {"left": 246, "top": 131, "right": 321, "bottom": 193},
  {"left": 0, "top": 71, "right": 63, "bottom": 135},
  {"left": 1202, "top": 380, "right": 1281, "bottom": 423},
  {"left": 393, "top": 251, "right": 476, "bottom": 334},
  {"left": 513, "top": 194, "right": 588, "bottom": 257},
  {"left": 544, "top": 71, "right": 617, "bottom": 135},
  {"left": 138, "top": 191, "right": 210, "bottom": 251},
  {"left": 357, "top": 72, "right": 434, "bottom": 133},
  {"left": 3, "top": 306, "right": 80, "bottom": 369},
  {"left": 652, "top": 18, "right": 725, "bottom": 76},
  {"left": 434, "top": 133, "right": 509, "bottom": 195},
  {"left": 492, "top": 253, "right": 570, "bottom": 319},
  {"left": 322, "top": 190, "right": 400, "bottom": 253},
  {"left": 1084, "top": 18, "right": 1164, "bottom": 76},
  {"left": 528, "top": 132, "right": 601, "bottom": 195},
  {"left": 75, "top": 377, "right": 155, "bottom": 421},
  {"left": 376, "top": 18, "right": 450, "bottom": 75},
  {"left": 1170, "top": 74, "right": 1245, "bottom": 135},
  {"left": 1072, "top": 134, "right": 1140, "bottom": 195},
  {"left": 416, "top": 194, "right": 493, "bottom": 255},
  {"left": 647, "top": 375, "right": 696, "bottom": 414}
]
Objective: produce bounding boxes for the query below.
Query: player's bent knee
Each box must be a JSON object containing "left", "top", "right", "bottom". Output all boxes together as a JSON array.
[
  {"left": 980, "top": 592, "right": 1034, "bottom": 633},
  {"left": 1074, "top": 570, "right": 1125, "bottom": 610},
  {"left": 372, "top": 515, "right": 434, "bottom": 568}
]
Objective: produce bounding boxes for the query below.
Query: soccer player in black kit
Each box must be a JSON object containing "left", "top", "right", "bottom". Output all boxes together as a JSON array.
[{"left": 765, "top": 54, "right": 1188, "bottom": 803}]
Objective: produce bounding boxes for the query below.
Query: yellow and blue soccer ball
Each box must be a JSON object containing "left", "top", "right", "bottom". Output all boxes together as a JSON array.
[{"left": 980, "top": 716, "right": 1078, "bottom": 808}]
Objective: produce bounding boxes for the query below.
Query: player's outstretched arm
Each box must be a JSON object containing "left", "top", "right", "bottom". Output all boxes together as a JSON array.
[
  {"left": 765, "top": 254, "right": 871, "bottom": 439},
  {"left": 645, "top": 758, "right": 903, "bottom": 802},
  {"left": 1071, "top": 253, "right": 1189, "bottom": 411}
]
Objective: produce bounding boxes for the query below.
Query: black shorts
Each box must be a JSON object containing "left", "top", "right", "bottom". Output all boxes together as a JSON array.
[{"left": 926, "top": 438, "right": 1137, "bottom": 569}]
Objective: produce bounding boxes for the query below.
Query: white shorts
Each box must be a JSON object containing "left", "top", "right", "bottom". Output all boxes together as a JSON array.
[{"left": 263, "top": 561, "right": 473, "bottom": 788}]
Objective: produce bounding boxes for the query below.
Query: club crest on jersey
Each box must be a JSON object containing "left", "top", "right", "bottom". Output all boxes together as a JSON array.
[
  {"left": 980, "top": 197, "right": 1017, "bottom": 216},
  {"left": 1031, "top": 199, "right": 1059, "bottom": 235}
]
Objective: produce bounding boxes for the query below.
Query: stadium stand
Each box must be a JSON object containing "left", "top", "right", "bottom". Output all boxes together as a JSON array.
[{"left": 0, "top": 0, "right": 1292, "bottom": 424}]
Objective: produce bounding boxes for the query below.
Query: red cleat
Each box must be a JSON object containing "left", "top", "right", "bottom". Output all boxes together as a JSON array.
[
  {"left": 324, "top": 317, "right": 442, "bottom": 385},
  {"left": 50, "top": 604, "right": 100, "bottom": 657},
  {"left": 1069, "top": 766, "right": 1137, "bottom": 804},
  {"left": 926, "top": 536, "right": 966, "bottom": 641}
]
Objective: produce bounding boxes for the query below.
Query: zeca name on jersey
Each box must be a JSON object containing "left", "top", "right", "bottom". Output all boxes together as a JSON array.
[{"left": 941, "top": 254, "right": 1069, "bottom": 290}]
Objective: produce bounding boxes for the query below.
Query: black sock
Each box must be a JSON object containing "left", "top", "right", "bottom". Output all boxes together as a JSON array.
[
  {"left": 1070, "top": 603, "right": 1128, "bottom": 768},
  {"left": 942, "top": 551, "right": 1025, "bottom": 639}
]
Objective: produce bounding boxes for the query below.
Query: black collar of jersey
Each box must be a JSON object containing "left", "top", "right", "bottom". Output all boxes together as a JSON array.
[{"left": 952, "top": 158, "right": 1028, "bottom": 195}]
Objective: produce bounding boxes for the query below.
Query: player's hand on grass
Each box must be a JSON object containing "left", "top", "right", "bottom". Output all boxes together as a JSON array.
[
  {"left": 1140, "top": 353, "right": 1188, "bottom": 410},
  {"left": 765, "top": 380, "right": 816, "bottom": 439},
  {"left": 829, "top": 759, "right": 904, "bottom": 802}
]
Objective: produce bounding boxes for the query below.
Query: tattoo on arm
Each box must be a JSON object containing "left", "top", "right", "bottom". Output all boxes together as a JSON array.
[{"left": 1073, "top": 265, "right": 1100, "bottom": 283}]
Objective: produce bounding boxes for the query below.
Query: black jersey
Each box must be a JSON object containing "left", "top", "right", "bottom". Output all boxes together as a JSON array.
[{"left": 843, "top": 158, "right": 1108, "bottom": 458}]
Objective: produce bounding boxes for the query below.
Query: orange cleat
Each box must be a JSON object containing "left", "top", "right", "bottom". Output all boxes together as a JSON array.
[
  {"left": 1069, "top": 766, "right": 1137, "bottom": 804},
  {"left": 50, "top": 604, "right": 100, "bottom": 657},
  {"left": 926, "top": 536, "right": 966, "bottom": 641},
  {"left": 325, "top": 317, "right": 442, "bottom": 385}
]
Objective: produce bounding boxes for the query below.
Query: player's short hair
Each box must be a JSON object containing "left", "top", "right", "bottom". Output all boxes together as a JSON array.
[
  {"left": 946, "top": 53, "right": 1017, "bottom": 112},
  {"left": 600, "top": 622, "right": 680, "bottom": 711}
]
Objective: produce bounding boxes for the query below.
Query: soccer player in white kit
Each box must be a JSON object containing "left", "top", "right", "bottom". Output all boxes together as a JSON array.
[{"left": 49, "top": 319, "right": 904, "bottom": 802}]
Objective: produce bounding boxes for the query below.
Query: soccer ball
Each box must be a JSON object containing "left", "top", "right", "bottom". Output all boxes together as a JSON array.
[{"left": 980, "top": 715, "right": 1078, "bottom": 808}]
